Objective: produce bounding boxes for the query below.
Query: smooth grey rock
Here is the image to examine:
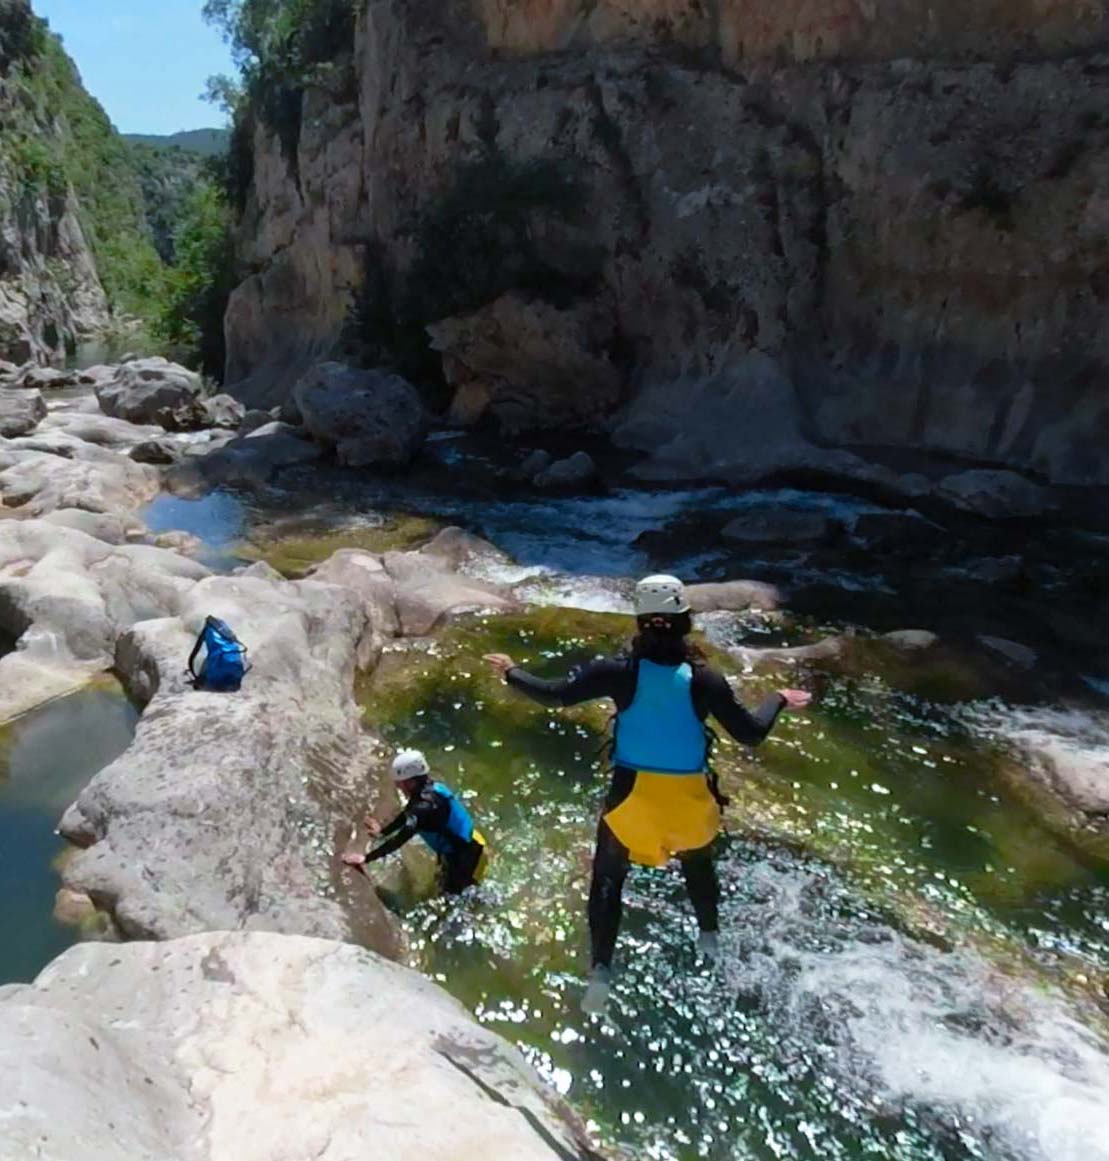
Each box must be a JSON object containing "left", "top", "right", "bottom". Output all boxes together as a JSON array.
[
  {"left": 40, "top": 508, "right": 138, "bottom": 545},
  {"left": 40, "top": 411, "right": 165, "bottom": 449},
  {"left": 0, "top": 932, "right": 602, "bottom": 1161},
  {"left": 166, "top": 427, "right": 323, "bottom": 492},
  {"left": 721, "top": 507, "right": 835, "bottom": 546},
  {"left": 517, "top": 449, "right": 552, "bottom": 480},
  {"left": 15, "top": 366, "right": 74, "bottom": 391},
  {"left": 0, "top": 387, "right": 46, "bottom": 437},
  {"left": 533, "top": 451, "right": 597, "bottom": 492},
  {"left": 129, "top": 439, "right": 180, "bottom": 465},
  {"left": 978, "top": 635, "right": 1038, "bottom": 670},
  {"left": 292, "top": 362, "right": 427, "bottom": 468},
  {"left": 203, "top": 393, "right": 247, "bottom": 430},
  {"left": 382, "top": 549, "right": 518, "bottom": 636},
  {"left": 686, "top": 579, "right": 783, "bottom": 613},
  {"left": 0, "top": 441, "right": 160, "bottom": 518},
  {"left": 96, "top": 358, "right": 207, "bottom": 431},
  {"left": 937, "top": 470, "right": 1055, "bottom": 519},
  {"left": 58, "top": 572, "right": 398, "bottom": 949},
  {"left": 237, "top": 408, "right": 274, "bottom": 436},
  {"left": 882, "top": 629, "right": 940, "bottom": 651},
  {"left": 0, "top": 520, "right": 209, "bottom": 723}
]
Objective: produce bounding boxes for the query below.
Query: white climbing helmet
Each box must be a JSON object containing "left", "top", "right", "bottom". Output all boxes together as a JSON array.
[
  {"left": 634, "top": 574, "right": 689, "bottom": 617},
  {"left": 391, "top": 749, "right": 430, "bottom": 782}
]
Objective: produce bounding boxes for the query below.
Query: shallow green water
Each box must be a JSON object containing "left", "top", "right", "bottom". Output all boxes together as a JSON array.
[
  {"left": 0, "top": 685, "right": 138, "bottom": 984},
  {"left": 359, "top": 612, "right": 1109, "bottom": 1161}
]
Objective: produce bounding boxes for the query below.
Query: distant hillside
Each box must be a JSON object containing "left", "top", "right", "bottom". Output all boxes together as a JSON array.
[{"left": 123, "top": 128, "right": 229, "bottom": 157}]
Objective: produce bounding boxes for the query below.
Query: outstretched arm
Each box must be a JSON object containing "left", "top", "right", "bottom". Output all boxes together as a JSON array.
[
  {"left": 486, "top": 655, "right": 634, "bottom": 709},
  {"left": 696, "top": 668, "right": 808, "bottom": 746}
]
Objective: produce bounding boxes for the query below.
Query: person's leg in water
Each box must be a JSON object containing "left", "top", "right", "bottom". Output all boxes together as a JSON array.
[
  {"left": 679, "top": 841, "right": 720, "bottom": 960},
  {"left": 584, "top": 819, "right": 631, "bottom": 1013}
]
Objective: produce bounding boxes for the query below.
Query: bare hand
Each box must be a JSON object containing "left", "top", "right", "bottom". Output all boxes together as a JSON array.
[
  {"left": 363, "top": 815, "right": 382, "bottom": 838},
  {"left": 779, "top": 689, "right": 813, "bottom": 710},
  {"left": 483, "top": 653, "right": 517, "bottom": 680},
  {"left": 341, "top": 852, "right": 367, "bottom": 868}
]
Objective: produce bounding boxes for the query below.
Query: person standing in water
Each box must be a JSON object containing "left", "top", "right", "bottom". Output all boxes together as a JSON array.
[
  {"left": 342, "top": 750, "right": 489, "bottom": 895},
  {"left": 484, "top": 575, "right": 811, "bottom": 1014}
]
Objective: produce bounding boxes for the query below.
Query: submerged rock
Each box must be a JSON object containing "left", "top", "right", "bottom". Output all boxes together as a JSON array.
[
  {"left": 292, "top": 362, "right": 427, "bottom": 468},
  {"left": 533, "top": 450, "right": 598, "bottom": 492},
  {"left": 721, "top": 507, "right": 836, "bottom": 546},
  {"left": 0, "top": 387, "right": 46, "bottom": 437},
  {"left": 0, "top": 932, "right": 603, "bottom": 1161},
  {"left": 937, "top": 470, "right": 1055, "bottom": 519}
]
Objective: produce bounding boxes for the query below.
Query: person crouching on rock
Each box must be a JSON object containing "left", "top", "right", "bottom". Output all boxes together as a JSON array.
[
  {"left": 484, "top": 574, "right": 812, "bottom": 1016},
  {"left": 342, "top": 749, "right": 489, "bottom": 895}
]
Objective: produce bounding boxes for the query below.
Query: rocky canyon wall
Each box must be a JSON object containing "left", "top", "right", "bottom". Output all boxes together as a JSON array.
[
  {"left": 225, "top": 0, "right": 1109, "bottom": 487},
  {"left": 0, "top": 1, "right": 109, "bottom": 364}
]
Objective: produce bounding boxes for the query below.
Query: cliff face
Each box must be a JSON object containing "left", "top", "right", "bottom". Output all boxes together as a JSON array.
[
  {"left": 0, "top": 0, "right": 163, "bottom": 365},
  {"left": 0, "top": 1, "right": 107, "bottom": 362},
  {"left": 225, "top": 0, "right": 1109, "bottom": 488}
]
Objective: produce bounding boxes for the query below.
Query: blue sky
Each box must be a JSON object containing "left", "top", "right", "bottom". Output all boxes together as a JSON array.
[{"left": 31, "top": 0, "right": 236, "bottom": 135}]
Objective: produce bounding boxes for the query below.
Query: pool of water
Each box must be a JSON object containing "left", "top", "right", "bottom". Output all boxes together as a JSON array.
[
  {"left": 0, "top": 683, "right": 139, "bottom": 984},
  {"left": 356, "top": 611, "right": 1109, "bottom": 1161},
  {"left": 142, "top": 490, "right": 251, "bottom": 570}
]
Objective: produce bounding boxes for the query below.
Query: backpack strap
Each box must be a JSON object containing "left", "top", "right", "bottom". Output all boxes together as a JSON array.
[{"left": 187, "top": 628, "right": 206, "bottom": 681}]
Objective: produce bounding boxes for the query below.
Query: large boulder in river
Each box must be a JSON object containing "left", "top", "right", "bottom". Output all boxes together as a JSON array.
[
  {"left": 293, "top": 362, "right": 427, "bottom": 468},
  {"left": 429, "top": 292, "right": 622, "bottom": 433},
  {"left": 0, "top": 932, "right": 603, "bottom": 1161},
  {"left": 96, "top": 358, "right": 208, "bottom": 431},
  {"left": 533, "top": 450, "right": 598, "bottom": 492},
  {"left": 57, "top": 571, "right": 399, "bottom": 948},
  {"left": 0, "top": 386, "right": 46, "bottom": 436}
]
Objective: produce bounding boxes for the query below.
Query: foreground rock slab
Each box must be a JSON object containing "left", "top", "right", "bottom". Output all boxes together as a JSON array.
[
  {"left": 0, "top": 932, "right": 604, "bottom": 1161},
  {"left": 58, "top": 571, "right": 397, "bottom": 948},
  {"left": 0, "top": 386, "right": 46, "bottom": 437}
]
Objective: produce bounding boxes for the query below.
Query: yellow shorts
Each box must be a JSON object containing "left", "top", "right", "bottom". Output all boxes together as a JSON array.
[
  {"left": 471, "top": 829, "right": 490, "bottom": 884},
  {"left": 603, "top": 772, "right": 721, "bottom": 868}
]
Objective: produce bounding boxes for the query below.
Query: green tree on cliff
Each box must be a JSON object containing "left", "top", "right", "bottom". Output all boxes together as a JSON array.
[{"left": 155, "top": 179, "right": 235, "bottom": 379}]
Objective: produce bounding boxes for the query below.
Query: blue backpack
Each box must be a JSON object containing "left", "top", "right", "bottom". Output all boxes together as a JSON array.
[{"left": 188, "top": 616, "right": 248, "bottom": 691}]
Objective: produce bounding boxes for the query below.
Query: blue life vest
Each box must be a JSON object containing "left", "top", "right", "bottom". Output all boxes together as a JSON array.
[
  {"left": 420, "top": 783, "right": 475, "bottom": 857},
  {"left": 613, "top": 660, "right": 708, "bottom": 774},
  {"left": 195, "top": 616, "right": 247, "bottom": 691}
]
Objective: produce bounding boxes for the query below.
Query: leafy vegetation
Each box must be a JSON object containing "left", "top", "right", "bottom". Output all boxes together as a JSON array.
[
  {"left": 152, "top": 176, "right": 236, "bottom": 378},
  {"left": 0, "top": 17, "right": 166, "bottom": 319},
  {"left": 123, "top": 129, "right": 230, "bottom": 157},
  {"left": 203, "top": 0, "right": 356, "bottom": 203},
  {"left": 349, "top": 150, "right": 599, "bottom": 385}
]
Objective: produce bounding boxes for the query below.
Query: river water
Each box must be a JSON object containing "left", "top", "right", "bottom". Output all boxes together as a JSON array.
[{"left": 6, "top": 452, "right": 1109, "bottom": 1160}]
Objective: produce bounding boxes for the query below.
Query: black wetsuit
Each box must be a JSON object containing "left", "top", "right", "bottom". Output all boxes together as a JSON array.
[
  {"left": 507, "top": 656, "right": 784, "bottom": 968},
  {"left": 365, "top": 780, "right": 485, "bottom": 895}
]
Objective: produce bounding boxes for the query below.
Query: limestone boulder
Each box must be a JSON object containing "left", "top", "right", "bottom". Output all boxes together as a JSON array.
[
  {"left": 203, "top": 393, "right": 248, "bottom": 430},
  {"left": 0, "top": 932, "right": 603, "bottom": 1161},
  {"left": 383, "top": 549, "right": 520, "bottom": 636},
  {"left": 14, "top": 366, "right": 74, "bottom": 391},
  {"left": 166, "top": 425, "right": 323, "bottom": 493},
  {"left": 686, "top": 579, "right": 783, "bottom": 613},
  {"left": 0, "top": 387, "right": 46, "bottom": 437},
  {"left": 58, "top": 572, "right": 399, "bottom": 949},
  {"left": 721, "top": 507, "right": 836, "bottom": 546},
  {"left": 39, "top": 410, "right": 165, "bottom": 450},
  {"left": 533, "top": 450, "right": 598, "bottom": 492},
  {"left": 430, "top": 293, "right": 622, "bottom": 433},
  {"left": 0, "top": 440, "right": 160, "bottom": 517},
  {"left": 937, "top": 470, "right": 1056, "bottom": 519},
  {"left": 0, "top": 520, "right": 209, "bottom": 723},
  {"left": 129, "top": 438, "right": 180, "bottom": 465},
  {"left": 96, "top": 358, "right": 208, "bottom": 431},
  {"left": 293, "top": 362, "right": 428, "bottom": 468}
]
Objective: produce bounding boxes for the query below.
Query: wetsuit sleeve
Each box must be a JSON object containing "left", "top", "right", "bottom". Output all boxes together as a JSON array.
[
  {"left": 695, "top": 667, "right": 785, "bottom": 746},
  {"left": 505, "top": 657, "right": 634, "bottom": 708},
  {"left": 364, "top": 796, "right": 443, "bottom": 862},
  {"left": 364, "top": 813, "right": 419, "bottom": 862}
]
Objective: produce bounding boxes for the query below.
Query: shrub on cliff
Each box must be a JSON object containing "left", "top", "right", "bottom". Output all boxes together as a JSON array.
[
  {"left": 153, "top": 177, "right": 236, "bottom": 380},
  {"left": 349, "top": 151, "right": 601, "bottom": 390},
  {"left": 204, "top": 0, "right": 356, "bottom": 199}
]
